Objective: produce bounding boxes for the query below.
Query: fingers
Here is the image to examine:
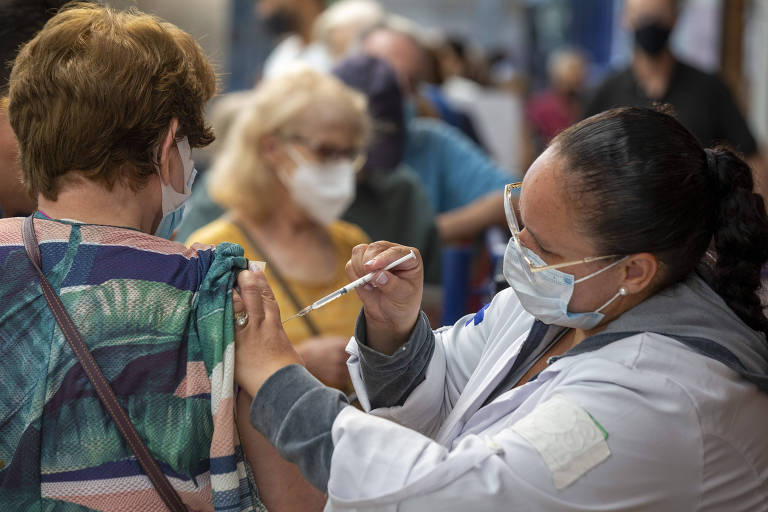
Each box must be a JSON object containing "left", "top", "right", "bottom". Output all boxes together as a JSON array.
[
  {"left": 363, "top": 246, "right": 420, "bottom": 274},
  {"left": 346, "top": 241, "right": 417, "bottom": 281},
  {"left": 346, "top": 243, "right": 379, "bottom": 281},
  {"left": 233, "top": 288, "right": 244, "bottom": 315},
  {"left": 236, "top": 267, "right": 281, "bottom": 327}
]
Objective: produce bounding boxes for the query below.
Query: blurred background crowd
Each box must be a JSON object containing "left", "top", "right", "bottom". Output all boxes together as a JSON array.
[
  {"left": 2, "top": 0, "right": 767, "bottom": 390},
  {"left": 100, "top": 0, "right": 768, "bottom": 165}
]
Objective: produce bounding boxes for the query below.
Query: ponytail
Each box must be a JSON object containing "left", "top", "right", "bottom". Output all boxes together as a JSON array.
[{"left": 706, "top": 147, "right": 768, "bottom": 337}]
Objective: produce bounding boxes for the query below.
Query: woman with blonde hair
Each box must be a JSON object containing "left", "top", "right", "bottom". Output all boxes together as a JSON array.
[
  {"left": 188, "top": 68, "right": 371, "bottom": 392},
  {"left": 0, "top": 3, "right": 293, "bottom": 510}
]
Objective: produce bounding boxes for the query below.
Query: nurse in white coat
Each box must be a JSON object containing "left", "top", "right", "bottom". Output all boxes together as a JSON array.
[{"left": 234, "top": 107, "right": 768, "bottom": 511}]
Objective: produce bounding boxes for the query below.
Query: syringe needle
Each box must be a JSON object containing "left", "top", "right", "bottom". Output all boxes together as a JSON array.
[
  {"left": 282, "top": 305, "right": 313, "bottom": 324},
  {"left": 281, "top": 251, "right": 416, "bottom": 324}
]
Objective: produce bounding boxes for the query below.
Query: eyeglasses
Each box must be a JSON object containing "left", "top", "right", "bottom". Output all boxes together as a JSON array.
[
  {"left": 282, "top": 134, "right": 366, "bottom": 171},
  {"left": 504, "top": 182, "right": 620, "bottom": 275}
]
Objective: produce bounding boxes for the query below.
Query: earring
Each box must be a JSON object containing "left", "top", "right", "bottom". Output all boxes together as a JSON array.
[{"left": 619, "top": 286, "right": 629, "bottom": 296}]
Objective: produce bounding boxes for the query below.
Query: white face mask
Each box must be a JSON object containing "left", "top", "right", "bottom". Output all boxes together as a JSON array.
[
  {"left": 281, "top": 146, "right": 356, "bottom": 226},
  {"left": 154, "top": 136, "right": 197, "bottom": 239},
  {"left": 503, "top": 237, "right": 628, "bottom": 329}
]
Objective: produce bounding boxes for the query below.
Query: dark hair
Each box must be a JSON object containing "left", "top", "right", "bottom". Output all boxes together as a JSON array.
[{"left": 552, "top": 107, "right": 768, "bottom": 337}]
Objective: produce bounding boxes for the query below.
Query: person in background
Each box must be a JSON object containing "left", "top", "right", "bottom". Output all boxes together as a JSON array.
[
  {"left": 174, "top": 91, "right": 255, "bottom": 242},
  {"left": 526, "top": 47, "right": 588, "bottom": 154},
  {"left": 312, "top": 0, "right": 385, "bottom": 63},
  {"left": 177, "top": 55, "right": 444, "bottom": 289},
  {"left": 361, "top": 23, "right": 517, "bottom": 243},
  {"left": 420, "top": 36, "right": 487, "bottom": 149},
  {"left": 435, "top": 36, "right": 531, "bottom": 177},
  {"left": 486, "top": 47, "right": 528, "bottom": 96},
  {"left": 0, "top": 3, "right": 318, "bottom": 509},
  {"left": 258, "top": 0, "right": 332, "bottom": 77},
  {"left": 186, "top": 67, "right": 370, "bottom": 392},
  {"left": 332, "top": 54, "right": 442, "bottom": 286},
  {"left": 586, "top": 0, "right": 768, "bottom": 203},
  {"left": 442, "top": 35, "right": 492, "bottom": 88}
]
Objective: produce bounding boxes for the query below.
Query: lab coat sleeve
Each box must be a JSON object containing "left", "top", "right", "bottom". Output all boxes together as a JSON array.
[
  {"left": 326, "top": 399, "right": 594, "bottom": 512},
  {"left": 327, "top": 339, "right": 706, "bottom": 511},
  {"left": 350, "top": 311, "right": 436, "bottom": 410},
  {"left": 250, "top": 364, "right": 349, "bottom": 491},
  {"left": 347, "top": 293, "right": 510, "bottom": 437}
]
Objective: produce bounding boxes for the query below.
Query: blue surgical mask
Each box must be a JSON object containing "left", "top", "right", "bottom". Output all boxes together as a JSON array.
[
  {"left": 154, "top": 136, "right": 196, "bottom": 239},
  {"left": 503, "top": 238, "right": 627, "bottom": 329}
]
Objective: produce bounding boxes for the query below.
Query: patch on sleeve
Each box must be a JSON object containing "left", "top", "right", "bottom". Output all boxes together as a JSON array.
[
  {"left": 465, "top": 303, "right": 491, "bottom": 326},
  {"left": 509, "top": 393, "right": 610, "bottom": 490}
]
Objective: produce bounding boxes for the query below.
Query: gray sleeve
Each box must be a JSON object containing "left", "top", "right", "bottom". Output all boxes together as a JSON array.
[
  {"left": 249, "top": 364, "right": 348, "bottom": 492},
  {"left": 354, "top": 310, "right": 435, "bottom": 409}
]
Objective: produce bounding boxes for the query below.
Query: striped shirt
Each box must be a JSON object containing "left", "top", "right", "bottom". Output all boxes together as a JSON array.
[{"left": 0, "top": 215, "right": 265, "bottom": 511}]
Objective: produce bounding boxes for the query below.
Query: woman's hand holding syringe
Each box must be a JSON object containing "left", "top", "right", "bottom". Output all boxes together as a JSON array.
[
  {"left": 344, "top": 243, "right": 424, "bottom": 355},
  {"left": 282, "top": 249, "right": 417, "bottom": 324}
]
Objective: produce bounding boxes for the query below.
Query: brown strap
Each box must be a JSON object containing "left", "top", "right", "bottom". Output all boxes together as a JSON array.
[
  {"left": 230, "top": 219, "right": 321, "bottom": 336},
  {"left": 22, "top": 216, "right": 187, "bottom": 512}
]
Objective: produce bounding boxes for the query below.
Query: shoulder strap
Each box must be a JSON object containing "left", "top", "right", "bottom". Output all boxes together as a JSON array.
[
  {"left": 22, "top": 216, "right": 187, "bottom": 512},
  {"left": 230, "top": 219, "right": 321, "bottom": 336}
]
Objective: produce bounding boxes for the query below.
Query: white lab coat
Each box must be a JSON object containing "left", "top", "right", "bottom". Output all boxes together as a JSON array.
[{"left": 328, "top": 288, "right": 768, "bottom": 511}]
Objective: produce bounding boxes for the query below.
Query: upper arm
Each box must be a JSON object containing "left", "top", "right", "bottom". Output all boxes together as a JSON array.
[
  {"left": 237, "top": 391, "right": 327, "bottom": 512},
  {"left": 192, "top": 242, "right": 247, "bottom": 369},
  {"left": 428, "top": 123, "right": 510, "bottom": 210}
]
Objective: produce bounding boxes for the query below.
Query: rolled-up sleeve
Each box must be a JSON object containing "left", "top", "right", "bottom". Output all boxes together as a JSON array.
[{"left": 353, "top": 310, "right": 435, "bottom": 410}]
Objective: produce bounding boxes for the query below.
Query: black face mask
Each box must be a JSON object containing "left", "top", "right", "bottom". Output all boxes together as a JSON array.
[
  {"left": 261, "top": 7, "right": 298, "bottom": 35},
  {"left": 634, "top": 21, "right": 671, "bottom": 56}
]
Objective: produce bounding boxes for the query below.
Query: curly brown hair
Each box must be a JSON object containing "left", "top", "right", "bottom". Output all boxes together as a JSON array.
[{"left": 7, "top": 1, "right": 217, "bottom": 200}]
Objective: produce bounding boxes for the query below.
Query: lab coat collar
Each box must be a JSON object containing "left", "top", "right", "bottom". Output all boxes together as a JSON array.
[{"left": 550, "top": 272, "right": 768, "bottom": 393}]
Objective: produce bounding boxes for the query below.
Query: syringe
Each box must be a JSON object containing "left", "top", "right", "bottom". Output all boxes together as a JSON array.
[{"left": 282, "top": 250, "right": 416, "bottom": 324}]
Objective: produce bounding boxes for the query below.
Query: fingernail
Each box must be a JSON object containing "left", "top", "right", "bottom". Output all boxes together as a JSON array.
[
  {"left": 363, "top": 284, "right": 374, "bottom": 291},
  {"left": 375, "top": 272, "right": 388, "bottom": 286},
  {"left": 365, "top": 258, "right": 376, "bottom": 266},
  {"left": 249, "top": 261, "right": 263, "bottom": 273}
]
